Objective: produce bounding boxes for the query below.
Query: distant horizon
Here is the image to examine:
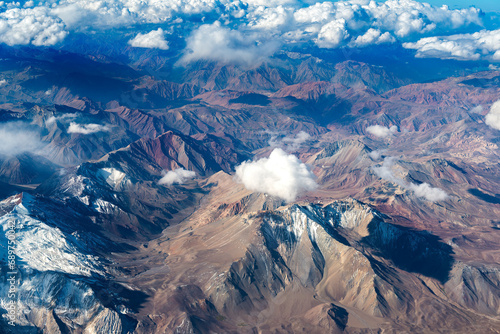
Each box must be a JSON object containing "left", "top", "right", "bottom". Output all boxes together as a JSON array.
[{"left": 415, "top": 0, "right": 500, "bottom": 12}]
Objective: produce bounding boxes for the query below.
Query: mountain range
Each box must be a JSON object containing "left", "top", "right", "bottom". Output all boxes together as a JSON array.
[{"left": 0, "top": 40, "right": 499, "bottom": 334}]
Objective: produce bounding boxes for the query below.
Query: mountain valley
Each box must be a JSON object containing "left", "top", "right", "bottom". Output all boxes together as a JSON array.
[{"left": 0, "top": 20, "right": 499, "bottom": 333}]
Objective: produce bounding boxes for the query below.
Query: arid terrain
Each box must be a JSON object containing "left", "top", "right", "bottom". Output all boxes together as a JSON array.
[{"left": 0, "top": 4, "right": 500, "bottom": 332}]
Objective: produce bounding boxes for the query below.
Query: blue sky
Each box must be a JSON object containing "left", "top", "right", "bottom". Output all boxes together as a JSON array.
[{"left": 418, "top": 0, "right": 500, "bottom": 12}]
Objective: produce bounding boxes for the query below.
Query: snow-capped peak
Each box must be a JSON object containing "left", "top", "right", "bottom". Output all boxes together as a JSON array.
[{"left": 97, "top": 167, "right": 131, "bottom": 190}]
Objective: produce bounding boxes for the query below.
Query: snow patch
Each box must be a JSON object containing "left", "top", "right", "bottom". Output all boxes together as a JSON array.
[
  {"left": 0, "top": 272, "right": 103, "bottom": 327},
  {"left": 78, "top": 195, "right": 90, "bottom": 205},
  {"left": 0, "top": 211, "right": 104, "bottom": 277},
  {"left": 93, "top": 199, "right": 119, "bottom": 214},
  {"left": 60, "top": 175, "right": 88, "bottom": 197},
  {"left": 97, "top": 168, "right": 129, "bottom": 189}
]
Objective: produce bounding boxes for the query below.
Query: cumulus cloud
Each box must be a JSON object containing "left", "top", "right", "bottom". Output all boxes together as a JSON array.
[
  {"left": 294, "top": 2, "right": 335, "bottom": 23},
  {"left": 485, "top": 99, "right": 500, "bottom": 130},
  {"left": 372, "top": 157, "right": 448, "bottom": 202},
  {"left": 46, "top": 0, "right": 238, "bottom": 31},
  {"left": 366, "top": 125, "right": 398, "bottom": 138},
  {"left": 50, "top": 0, "right": 197, "bottom": 28},
  {"left": 247, "top": 5, "right": 292, "bottom": 30},
  {"left": 366, "top": 1, "right": 481, "bottom": 37},
  {"left": 0, "top": 0, "right": 487, "bottom": 64},
  {"left": 50, "top": 0, "right": 292, "bottom": 27},
  {"left": 128, "top": 28, "right": 169, "bottom": 50},
  {"left": 315, "top": 19, "right": 350, "bottom": 48},
  {"left": 158, "top": 168, "right": 196, "bottom": 185},
  {"left": 0, "top": 122, "right": 43, "bottom": 156},
  {"left": 0, "top": 0, "right": 487, "bottom": 67},
  {"left": 179, "top": 21, "right": 279, "bottom": 65},
  {"left": 235, "top": 148, "right": 317, "bottom": 202},
  {"left": 289, "top": 0, "right": 482, "bottom": 49},
  {"left": 67, "top": 122, "right": 110, "bottom": 134},
  {"left": 0, "top": 7, "right": 68, "bottom": 46},
  {"left": 245, "top": 0, "right": 297, "bottom": 6},
  {"left": 403, "top": 29, "right": 500, "bottom": 61},
  {"left": 352, "top": 28, "right": 395, "bottom": 47}
]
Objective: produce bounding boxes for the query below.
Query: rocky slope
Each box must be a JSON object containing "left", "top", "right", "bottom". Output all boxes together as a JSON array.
[
  {"left": 0, "top": 46, "right": 499, "bottom": 333},
  {"left": 0, "top": 193, "right": 138, "bottom": 334},
  {"left": 111, "top": 174, "right": 500, "bottom": 333}
]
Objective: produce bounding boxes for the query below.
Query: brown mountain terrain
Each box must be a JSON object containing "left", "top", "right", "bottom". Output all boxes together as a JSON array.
[{"left": 0, "top": 51, "right": 499, "bottom": 333}]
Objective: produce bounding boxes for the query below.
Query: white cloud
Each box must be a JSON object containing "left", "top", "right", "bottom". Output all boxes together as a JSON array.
[
  {"left": 0, "top": 0, "right": 486, "bottom": 59},
  {"left": 0, "top": 79, "right": 7, "bottom": 86},
  {"left": 179, "top": 21, "right": 279, "bottom": 64},
  {"left": 408, "top": 182, "right": 449, "bottom": 202},
  {"left": 247, "top": 5, "right": 291, "bottom": 30},
  {"left": 51, "top": 0, "right": 173, "bottom": 28},
  {"left": 368, "top": 149, "right": 385, "bottom": 160},
  {"left": 282, "top": 131, "right": 311, "bottom": 151},
  {"left": 50, "top": 4, "right": 86, "bottom": 27},
  {"left": 372, "top": 157, "right": 448, "bottom": 202},
  {"left": 0, "top": 7, "right": 68, "bottom": 46},
  {"left": 235, "top": 148, "right": 317, "bottom": 202},
  {"left": 403, "top": 29, "right": 500, "bottom": 61},
  {"left": 366, "top": 1, "right": 480, "bottom": 37},
  {"left": 0, "top": 0, "right": 486, "bottom": 70},
  {"left": 67, "top": 122, "right": 110, "bottom": 134},
  {"left": 333, "top": 1, "right": 367, "bottom": 31},
  {"left": 295, "top": 0, "right": 481, "bottom": 49},
  {"left": 45, "top": 113, "right": 78, "bottom": 126},
  {"left": 0, "top": 122, "right": 43, "bottom": 156},
  {"left": 269, "top": 131, "right": 311, "bottom": 151},
  {"left": 372, "top": 156, "right": 401, "bottom": 184},
  {"left": 49, "top": 0, "right": 231, "bottom": 29},
  {"left": 294, "top": 2, "right": 334, "bottom": 23},
  {"left": 366, "top": 125, "right": 398, "bottom": 138},
  {"left": 352, "top": 28, "right": 395, "bottom": 47},
  {"left": 128, "top": 28, "right": 169, "bottom": 50},
  {"left": 315, "top": 19, "right": 349, "bottom": 48},
  {"left": 158, "top": 168, "right": 196, "bottom": 185},
  {"left": 485, "top": 99, "right": 500, "bottom": 131},
  {"left": 243, "top": 0, "right": 297, "bottom": 6}
]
